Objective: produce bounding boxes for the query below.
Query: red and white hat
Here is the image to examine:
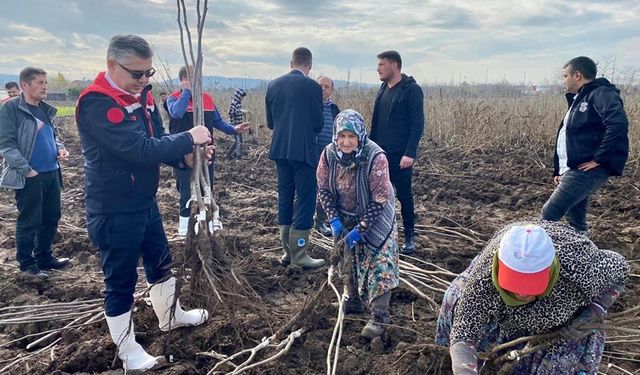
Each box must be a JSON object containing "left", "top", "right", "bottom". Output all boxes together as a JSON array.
[{"left": 497, "top": 224, "right": 555, "bottom": 296}]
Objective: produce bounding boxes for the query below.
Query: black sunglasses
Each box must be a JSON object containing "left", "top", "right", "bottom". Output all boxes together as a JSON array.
[{"left": 117, "top": 62, "right": 156, "bottom": 80}]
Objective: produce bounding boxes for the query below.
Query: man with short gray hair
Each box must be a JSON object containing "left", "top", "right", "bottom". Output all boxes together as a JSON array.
[
  {"left": 76, "top": 34, "right": 212, "bottom": 372},
  {"left": 314, "top": 75, "right": 340, "bottom": 236}
]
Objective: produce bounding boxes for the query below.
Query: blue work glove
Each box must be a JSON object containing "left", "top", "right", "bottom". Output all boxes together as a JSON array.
[
  {"left": 560, "top": 303, "right": 604, "bottom": 341},
  {"left": 345, "top": 227, "right": 362, "bottom": 250},
  {"left": 329, "top": 217, "right": 344, "bottom": 240}
]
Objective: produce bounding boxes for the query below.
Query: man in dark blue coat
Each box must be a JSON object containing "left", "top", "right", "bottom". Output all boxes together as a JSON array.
[
  {"left": 541, "top": 56, "right": 629, "bottom": 235},
  {"left": 76, "top": 35, "right": 212, "bottom": 372},
  {"left": 265, "top": 47, "right": 325, "bottom": 269}
]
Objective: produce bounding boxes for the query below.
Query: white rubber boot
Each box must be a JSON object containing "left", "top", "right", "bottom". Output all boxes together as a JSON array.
[
  {"left": 148, "top": 277, "right": 209, "bottom": 331},
  {"left": 208, "top": 209, "right": 223, "bottom": 232},
  {"left": 178, "top": 216, "right": 189, "bottom": 236},
  {"left": 105, "top": 310, "right": 163, "bottom": 372}
]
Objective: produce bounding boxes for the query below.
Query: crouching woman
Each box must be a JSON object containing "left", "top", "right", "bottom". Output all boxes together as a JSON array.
[
  {"left": 436, "top": 221, "right": 629, "bottom": 374},
  {"left": 317, "top": 109, "right": 400, "bottom": 339}
]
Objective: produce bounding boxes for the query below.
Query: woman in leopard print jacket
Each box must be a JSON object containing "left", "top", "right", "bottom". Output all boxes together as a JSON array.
[{"left": 436, "top": 221, "right": 628, "bottom": 374}]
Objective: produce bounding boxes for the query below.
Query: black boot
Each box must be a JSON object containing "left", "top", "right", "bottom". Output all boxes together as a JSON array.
[
  {"left": 22, "top": 264, "right": 48, "bottom": 279},
  {"left": 400, "top": 227, "right": 416, "bottom": 255},
  {"left": 314, "top": 207, "right": 332, "bottom": 237},
  {"left": 315, "top": 221, "right": 332, "bottom": 237},
  {"left": 36, "top": 256, "right": 70, "bottom": 270},
  {"left": 361, "top": 292, "right": 391, "bottom": 339}
]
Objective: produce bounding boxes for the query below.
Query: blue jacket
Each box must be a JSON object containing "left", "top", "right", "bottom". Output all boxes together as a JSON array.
[
  {"left": 76, "top": 72, "right": 194, "bottom": 214},
  {"left": 266, "top": 70, "right": 323, "bottom": 167},
  {"left": 165, "top": 89, "right": 236, "bottom": 135},
  {"left": 553, "top": 78, "right": 629, "bottom": 176}
]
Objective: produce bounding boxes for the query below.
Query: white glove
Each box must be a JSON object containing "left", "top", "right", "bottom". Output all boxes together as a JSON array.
[{"left": 450, "top": 341, "right": 479, "bottom": 375}]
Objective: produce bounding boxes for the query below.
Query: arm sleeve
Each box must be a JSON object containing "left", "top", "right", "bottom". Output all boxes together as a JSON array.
[
  {"left": 54, "top": 121, "right": 66, "bottom": 151},
  {"left": 77, "top": 94, "right": 193, "bottom": 167},
  {"left": 150, "top": 103, "right": 190, "bottom": 169},
  {"left": 166, "top": 89, "right": 192, "bottom": 119},
  {"left": 0, "top": 104, "right": 32, "bottom": 175},
  {"left": 316, "top": 148, "right": 340, "bottom": 220},
  {"left": 265, "top": 84, "right": 274, "bottom": 130},
  {"left": 591, "top": 89, "right": 629, "bottom": 165},
  {"left": 210, "top": 108, "right": 237, "bottom": 135},
  {"left": 403, "top": 84, "right": 425, "bottom": 159},
  {"left": 362, "top": 153, "right": 393, "bottom": 227},
  {"left": 450, "top": 279, "right": 495, "bottom": 346},
  {"left": 311, "top": 82, "right": 324, "bottom": 134},
  {"left": 554, "top": 232, "right": 629, "bottom": 299}
]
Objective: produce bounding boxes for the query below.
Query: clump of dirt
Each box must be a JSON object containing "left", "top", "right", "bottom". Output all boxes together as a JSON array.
[{"left": 0, "top": 117, "right": 637, "bottom": 374}]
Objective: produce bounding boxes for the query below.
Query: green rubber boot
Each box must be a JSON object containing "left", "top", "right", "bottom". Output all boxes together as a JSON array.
[
  {"left": 279, "top": 225, "right": 291, "bottom": 266},
  {"left": 289, "top": 228, "right": 325, "bottom": 269}
]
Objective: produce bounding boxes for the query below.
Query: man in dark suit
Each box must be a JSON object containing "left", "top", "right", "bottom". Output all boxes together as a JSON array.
[{"left": 266, "top": 47, "right": 325, "bottom": 269}]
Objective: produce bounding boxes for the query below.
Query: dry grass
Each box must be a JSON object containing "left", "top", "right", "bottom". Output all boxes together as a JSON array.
[{"left": 212, "top": 86, "right": 639, "bottom": 170}]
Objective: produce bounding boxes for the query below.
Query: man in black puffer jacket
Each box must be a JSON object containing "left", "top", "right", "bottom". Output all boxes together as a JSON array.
[
  {"left": 541, "top": 56, "right": 629, "bottom": 236},
  {"left": 370, "top": 50, "right": 425, "bottom": 255}
]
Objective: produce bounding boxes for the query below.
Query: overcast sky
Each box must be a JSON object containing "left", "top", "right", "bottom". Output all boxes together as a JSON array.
[{"left": 1, "top": 0, "right": 638, "bottom": 85}]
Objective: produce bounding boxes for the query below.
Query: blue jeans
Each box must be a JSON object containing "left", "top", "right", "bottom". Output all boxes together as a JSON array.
[{"left": 541, "top": 167, "right": 609, "bottom": 234}]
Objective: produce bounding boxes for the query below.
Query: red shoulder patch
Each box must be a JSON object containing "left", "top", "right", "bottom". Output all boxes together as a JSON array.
[{"left": 107, "top": 107, "right": 125, "bottom": 124}]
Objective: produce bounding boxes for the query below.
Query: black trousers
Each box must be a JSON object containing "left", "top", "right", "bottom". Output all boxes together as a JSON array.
[
  {"left": 386, "top": 152, "right": 415, "bottom": 232},
  {"left": 275, "top": 159, "right": 317, "bottom": 230},
  {"left": 15, "top": 170, "right": 61, "bottom": 269}
]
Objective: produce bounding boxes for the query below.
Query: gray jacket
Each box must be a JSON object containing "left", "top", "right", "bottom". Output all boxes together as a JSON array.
[{"left": 0, "top": 95, "right": 63, "bottom": 189}]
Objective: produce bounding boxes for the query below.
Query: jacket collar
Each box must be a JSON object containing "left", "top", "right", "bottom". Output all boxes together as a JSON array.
[
  {"left": 79, "top": 72, "right": 154, "bottom": 108},
  {"left": 17, "top": 93, "right": 57, "bottom": 119},
  {"left": 290, "top": 69, "right": 306, "bottom": 77}
]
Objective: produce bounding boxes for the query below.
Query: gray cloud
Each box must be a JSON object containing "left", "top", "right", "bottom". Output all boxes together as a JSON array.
[
  {"left": 1, "top": 0, "right": 639, "bottom": 84},
  {"left": 427, "top": 6, "right": 479, "bottom": 29}
]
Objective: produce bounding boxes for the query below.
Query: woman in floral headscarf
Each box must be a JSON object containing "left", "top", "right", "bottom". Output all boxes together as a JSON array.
[{"left": 317, "top": 109, "right": 400, "bottom": 339}]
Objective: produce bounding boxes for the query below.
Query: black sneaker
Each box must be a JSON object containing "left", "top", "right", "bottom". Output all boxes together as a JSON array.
[
  {"left": 22, "top": 265, "right": 49, "bottom": 279},
  {"left": 37, "top": 257, "right": 70, "bottom": 270}
]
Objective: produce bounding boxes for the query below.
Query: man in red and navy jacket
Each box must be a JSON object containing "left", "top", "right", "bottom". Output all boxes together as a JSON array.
[
  {"left": 75, "top": 35, "right": 212, "bottom": 372},
  {"left": 165, "top": 65, "right": 250, "bottom": 235}
]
